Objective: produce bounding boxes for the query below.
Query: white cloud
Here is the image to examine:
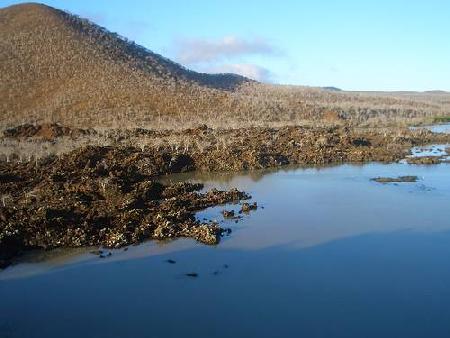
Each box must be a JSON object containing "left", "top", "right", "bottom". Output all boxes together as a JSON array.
[
  {"left": 171, "top": 35, "right": 281, "bottom": 82},
  {"left": 206, "top": 63, "right": 273, "bottom": 82},
  {"left": 175, "top": 36, "right": 277, "bottom": 64}
]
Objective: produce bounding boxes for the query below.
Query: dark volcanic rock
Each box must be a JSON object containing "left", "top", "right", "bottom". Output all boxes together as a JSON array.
[
  {"left": 4, "top": 123, "right": 94, "bottom": 140},
  {"left": 221, "top": 210, "right": 235, "bottom": 218},
  {"left": 406, "top": 156, "right": 443, "bottom": 165},
  {"left": 371, "top": 176, "right": 419, "bottom": 183},
  {"left": 185, "top": 273, "right": 198, "bottom": 278},
  {"left": 240, "top": 202, "right": 258, "bottom": 213},
  {"left": 0, "top": 146, "right": 251, "bottom": 269}
]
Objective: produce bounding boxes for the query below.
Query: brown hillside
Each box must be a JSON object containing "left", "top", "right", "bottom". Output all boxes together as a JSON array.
[
  {"left": 1, "top": 3, "right": 449, "bottom": 129},
  {"left": 0, "top": 3, "right": 251, "bottom": 127}
]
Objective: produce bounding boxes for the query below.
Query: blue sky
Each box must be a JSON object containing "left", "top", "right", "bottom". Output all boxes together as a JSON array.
[{"left": 2, "top": 0, "right": 450, "bottom": 91}]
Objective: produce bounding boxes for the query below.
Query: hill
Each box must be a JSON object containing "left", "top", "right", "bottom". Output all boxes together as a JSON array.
[
  {"left": 0, "top": 3, "right": 252, "bottom": 127},
  {"left": 1, "top": 3, "right": 449, "bottom": 129}
]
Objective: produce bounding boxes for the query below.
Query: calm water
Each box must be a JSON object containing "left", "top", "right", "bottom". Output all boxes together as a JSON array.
[
  {"left": 428, "top": 123, "right": 450, "bottom": 134},
  {"left": 412, "top": 123, "right": 450, "bottom": 134},
  {"left": 1, "top": 140, "right": 450, "bottom": 337}
]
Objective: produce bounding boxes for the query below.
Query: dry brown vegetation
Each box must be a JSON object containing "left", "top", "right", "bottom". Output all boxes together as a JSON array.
[
  {"left": 1, "top": 3, "right": 449, "bottom": 131},
  {"left": 2, "top": 124, "right": 450, "bottom": 170}
]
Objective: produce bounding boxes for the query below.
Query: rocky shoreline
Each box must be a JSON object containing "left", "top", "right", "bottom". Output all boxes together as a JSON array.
[
  {"left": 0, "top": 145, "right": 252, "bottom": 268},
  {"left": 1, "top": 124, "right": 450, "bottom": 268}
]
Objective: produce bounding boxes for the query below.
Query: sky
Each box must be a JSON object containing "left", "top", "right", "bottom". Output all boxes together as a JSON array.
[{"left": 2, "top": 0, "right": 450, "bottom": 91}]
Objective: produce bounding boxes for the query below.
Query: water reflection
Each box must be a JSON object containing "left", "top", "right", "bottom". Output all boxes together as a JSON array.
[
  {"left": 2, "top": 229, "right": 450, "bottom": 338},
  {"left": 195, "top": 163, "right": 450, "bottom": 251}
]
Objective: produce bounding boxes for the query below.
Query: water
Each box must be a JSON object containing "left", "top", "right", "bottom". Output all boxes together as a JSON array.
[
  {"left": 1, "top": 130, "right": 450, "bottom": 338},
  {"left": 410, "top": 144, "right": 448, "bottom": 157},
  {"left": 407, "top": 123, "right": 450, "bottom": 161},
  {"left": 427, "top": 123, "right": 450, "bottom": 134},
  {"left": 412, "top": 123, "right": 450, "bottom": 134},
  {"left": 2, "top": 163, "right": 450, "bottom": 337}
]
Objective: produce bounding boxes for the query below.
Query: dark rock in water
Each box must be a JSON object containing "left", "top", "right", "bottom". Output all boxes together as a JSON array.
[
  {"left": 99, "top": 252, "right": 112, "bottom": 258},
  {"left": 406, "top": 156, "right": 443, "bottom": 165},
  {"left": 223, "top": 264, "right": 229, "bottom": 269},
  {"left": 240, "top": 202, "right": 258, "bottom": 213},
  {"left": 90, "top": 250, "right": 104, "bottom": 256},
  {"left": 220, "top": 228, "right": 232, "bottom": 237},
  {"left": 166, "top": 259, "right": 176, "bottom": 264},
  {"left": 221, "top": 209, "right": 235, "bottom": 218},
  {"left": 240, "top": 203, "right": 250, "bottom": 213},
  {"left": 185, "top": 272, "right": 198, "bottom": 277},
  {"left": 372, "top": 176, "right": 419, "bottom": 183}
]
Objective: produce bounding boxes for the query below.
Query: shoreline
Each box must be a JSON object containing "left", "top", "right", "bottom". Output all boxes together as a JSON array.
[{"left": 1, "top": 124, "right": 450, "bottom": 269}]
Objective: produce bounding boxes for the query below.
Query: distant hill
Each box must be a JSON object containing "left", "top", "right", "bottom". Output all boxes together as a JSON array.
[
  {"left": 322, "top": 87, "right": 342, "bottom": 92},
  {"left": 423, "top": 90, "right": 449, "bottom": 94},
  {"left": 0, "top": 3, "right": 252, "bottom": 126}
]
